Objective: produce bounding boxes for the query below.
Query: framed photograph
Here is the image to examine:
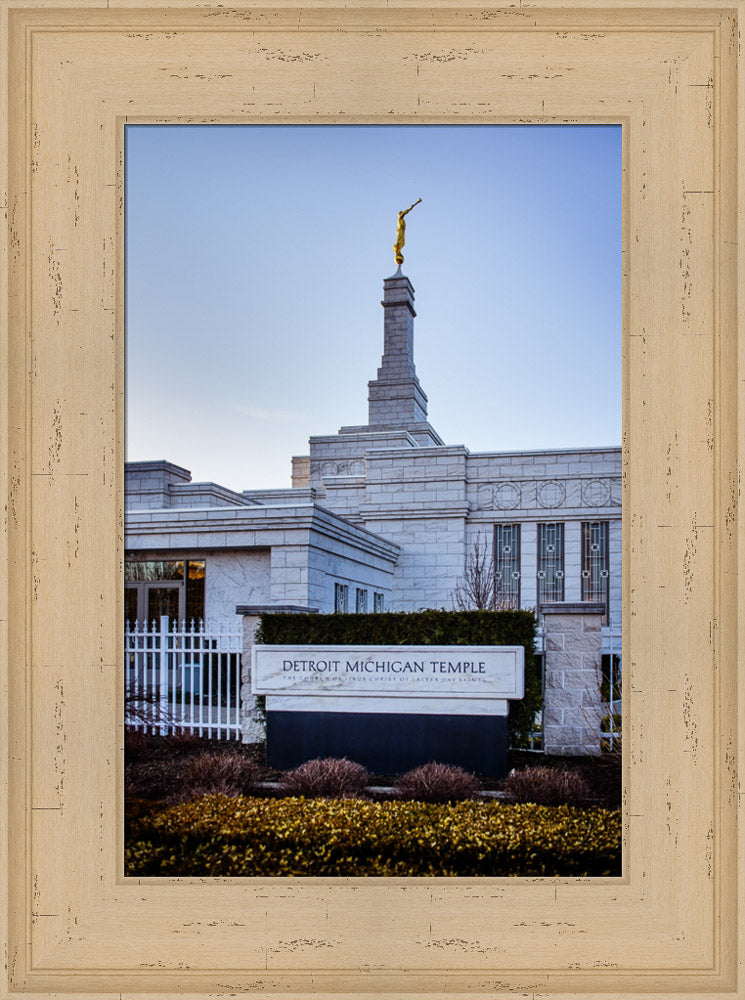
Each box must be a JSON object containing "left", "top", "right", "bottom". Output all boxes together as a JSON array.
[
  {"left": 1, "top": 1, "right": 741, "bottom": 997},
  {"left": 121, "top": 121, "right": 622, "bottom": 819}
]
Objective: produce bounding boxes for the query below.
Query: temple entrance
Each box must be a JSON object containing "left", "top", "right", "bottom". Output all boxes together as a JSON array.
[{"left": 124, "top": 559, "right": 205, "bottom": 626}]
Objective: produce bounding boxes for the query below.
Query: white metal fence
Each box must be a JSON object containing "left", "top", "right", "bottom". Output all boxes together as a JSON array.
[{"left": 125, "top": 617, "right": 243, "bottom": 740}]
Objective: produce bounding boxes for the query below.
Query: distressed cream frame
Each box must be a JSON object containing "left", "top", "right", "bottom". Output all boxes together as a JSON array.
[{"left": 0, "top": 2, "right": 742, "bottom": 997}]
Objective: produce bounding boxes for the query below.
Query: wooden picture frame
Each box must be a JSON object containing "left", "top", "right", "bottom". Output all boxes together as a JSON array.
[{"left": 1, "top": 2, "right": 741, "bottom": 997}]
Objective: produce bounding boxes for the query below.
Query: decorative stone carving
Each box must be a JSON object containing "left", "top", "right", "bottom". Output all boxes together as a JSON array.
[
  {"left": 494, "top": 482, "right": 521, "bottom": 510},
  {"left": 581, "top": 478, "right": 612, "bottom": 506},
  {"left": 537, "top": 480, "right": 566, "bottom": 508},
  {"left": 473, "top": 476, "right": 620, "bottom": 512}
]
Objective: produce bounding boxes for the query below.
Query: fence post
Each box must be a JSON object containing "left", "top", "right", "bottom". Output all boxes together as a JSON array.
[{"left": 158, "top": 615, "right": 170, "bottom": 734}]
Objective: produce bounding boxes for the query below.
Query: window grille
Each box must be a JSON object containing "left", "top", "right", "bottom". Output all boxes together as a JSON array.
[
  {"left": 334, "top": 582, "right": 349, "bottom": 612},
  {"left": 581, "top": 521, "right": 609, "bottom": 618},
  {"left": 355, "top": 588, "right": 368, "bottom": 613},
  {"left": 537, "top": 523, "right": 564, "bottom": 603},
  {"left": 494, "top": 523, "right": 521, "bottom": 609},
  {"left": 373, "top": 592, "right": 385, "bottom": 612}
]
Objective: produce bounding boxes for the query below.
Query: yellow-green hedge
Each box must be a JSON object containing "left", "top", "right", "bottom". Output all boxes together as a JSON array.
[{"left": 126, "top": 795, "right": 621, "bottom": 877}]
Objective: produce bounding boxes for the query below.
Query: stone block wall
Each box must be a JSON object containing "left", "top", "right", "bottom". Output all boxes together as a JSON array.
[
  {"left": 362, "top": 515, "right": 466, "bottom": 611},
  {"left": 239, "top": 612, "right": 265, "bottom": 743},
  {"left": 205, "top": 550, "right": 270, "bottom": 621},
  {"left": 124, "top": 459, "right": 192, "bottom": 510},
  {"left": 291, "top": 455, "right": 311, "bottom": 488},
  {"left": 238, "top": 606, "right": 320, "bottom": 744},
  {"left": 541, "top": 603, "right": 605, "bottom": 755}
]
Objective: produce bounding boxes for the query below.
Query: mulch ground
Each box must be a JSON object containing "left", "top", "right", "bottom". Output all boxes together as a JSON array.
[{"left": 124, "top": 731, "right": 622, "bottom": 809}]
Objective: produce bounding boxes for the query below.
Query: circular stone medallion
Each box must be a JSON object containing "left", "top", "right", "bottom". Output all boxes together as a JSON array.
[
  {"left": 494, "top": 483, "right": 521, "bottom": 510},
  {"left": 581, "top": 478, "right": 611, "bottom": 506},
  {"left": 537, "top": 480, "right": 566, "bottom": 508}
]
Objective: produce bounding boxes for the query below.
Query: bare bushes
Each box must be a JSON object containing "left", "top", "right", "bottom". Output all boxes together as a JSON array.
[
  {"left": 394, "top": 762, "right": 481, "bottom": 803},
  {"left": 173, "top": 750, "right": 261, "bottom": 803},
  {"left": 283, "top": 757, "right": 369, "bottom": 798},
  {"left": 502, "top": 766, "right": 590, "bottom": 806},
  {"left": 282, "top": 758, "right": 482, "bottom": 804}
]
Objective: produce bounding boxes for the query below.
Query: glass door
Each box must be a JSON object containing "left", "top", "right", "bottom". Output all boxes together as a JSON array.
[
  {"left": 145, "top": 583, "right": 182, "bottom": 625},
  {"left": 124, "top": 576, "right": 185, "bottom": 627}
]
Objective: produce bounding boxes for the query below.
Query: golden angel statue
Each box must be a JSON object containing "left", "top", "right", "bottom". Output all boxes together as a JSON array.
[{"left": 393, "top": 198, "right": 422, "bottom": 267}]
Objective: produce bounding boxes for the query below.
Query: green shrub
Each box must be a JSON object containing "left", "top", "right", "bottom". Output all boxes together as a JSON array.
[
  {"left": 283, "top": 757, "right": 369, "bottom": 798},
  {"left": 502, "top": 766, "right": 590, "bottom": 806},
  {"left": 394, "top": 762, "right": 480, "bottom": 803},
  {"left": 255, "top": 609, "right": 541, "bottom": 747},
  {"left": 125, "top": 794, "right": 621, "bottom": 877}
]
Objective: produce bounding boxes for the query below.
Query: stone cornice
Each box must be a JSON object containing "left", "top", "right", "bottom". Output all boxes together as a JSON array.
[
  {"left": 540, "top": 602, "right": 606, "bottom": 615},
  {"left": 125, "top": 503, "right": 400, "bottom": 562},
  {"left": 236, "top": 605, "right": 318, "bottom": 616},
  {"left": 358, "top": 502, "right": 470, "bottom": 521}
]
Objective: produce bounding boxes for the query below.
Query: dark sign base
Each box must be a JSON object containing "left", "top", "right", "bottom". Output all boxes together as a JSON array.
[{"left": 266, "top": 711, "right": 509, "bottom": 779}]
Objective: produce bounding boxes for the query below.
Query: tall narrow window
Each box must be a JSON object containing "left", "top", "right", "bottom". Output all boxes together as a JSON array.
[
  {"left": 582, "top": 521, "right": 610, "bottom": 616},
  {"left": 334, "top": 583, "right": 349, "bottom": 613},
  {"left": 494, "top": 524, "right": 521, "bottom": 609},
  {"left": 355, "top": 588, "right": 368, "bottom": 613},
  {"left": 373, "top": 592, "right": 385, "bottom": 612},
  {"left": 537, "top": 523, "right": 565, "bottom": 603}
]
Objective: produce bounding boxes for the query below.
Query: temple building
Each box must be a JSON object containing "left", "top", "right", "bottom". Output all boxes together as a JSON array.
[{"left": 125, "top": 267, "right": 621, "bottom": 753}]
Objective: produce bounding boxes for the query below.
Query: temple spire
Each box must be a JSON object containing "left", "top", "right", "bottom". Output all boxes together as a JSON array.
[{"left": 367, "top": 271, "right": 429, "bottom": 427}]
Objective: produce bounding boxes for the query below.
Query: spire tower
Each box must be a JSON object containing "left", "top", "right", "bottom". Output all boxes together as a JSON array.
[{"left": 367, "top": 272, "right": 429, "bottom": 427}]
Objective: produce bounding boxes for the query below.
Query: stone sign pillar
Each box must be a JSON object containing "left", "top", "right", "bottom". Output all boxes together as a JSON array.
[
  {"left": 540, "top": 602, "right": 605, "bottom": 755},
  {"left": 236, "top": 605, "right": 318, "bottom": 744}
]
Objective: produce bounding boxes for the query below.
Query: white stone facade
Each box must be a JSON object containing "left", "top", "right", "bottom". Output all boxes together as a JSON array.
[
  {"left": 125, "top": 269, "right": 621, "bottom": 754},
  {"left": 125, "top": 486, "right": 399, "bottom": 618},
  {"left": 292, "top": 439, "right": 621, "bottom": 628}
]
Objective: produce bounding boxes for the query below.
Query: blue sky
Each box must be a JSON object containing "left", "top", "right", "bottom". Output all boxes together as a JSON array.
[{"left": 125, "top": 124, "right": 621, "bottom": 492}]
